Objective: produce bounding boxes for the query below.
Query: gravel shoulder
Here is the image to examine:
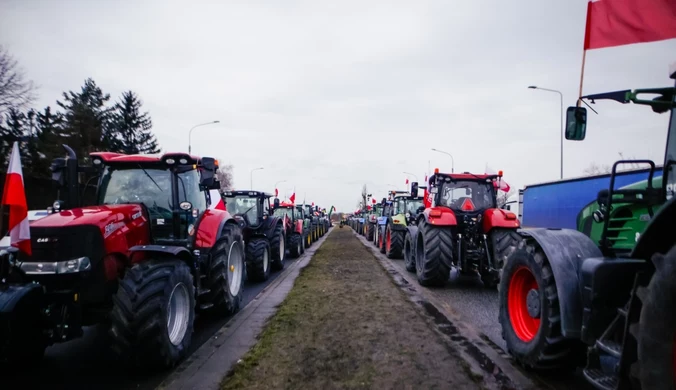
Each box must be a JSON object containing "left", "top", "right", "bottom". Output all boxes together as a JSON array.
[{"left": 220, "top": 227, "right": 484, "bottom": 390}]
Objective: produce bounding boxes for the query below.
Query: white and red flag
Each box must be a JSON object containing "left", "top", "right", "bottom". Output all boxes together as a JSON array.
[
  {"left": 2, "top": 142, "right": 31, "bottom": 255},
  {"left": 486, "top": 165, "right": 510, "bottom": 192},
  {"left": 209, "top": 189, "right": 226, "bottom": 210}
]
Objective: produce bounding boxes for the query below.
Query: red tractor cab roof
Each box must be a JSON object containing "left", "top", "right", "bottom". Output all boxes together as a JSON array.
[
  {"left": 279, "top": 201, "right": 295, "bottom": 207},
  {"left": 428, "top": 172, "right": 500, "bottom": 186},
  {"left": 89, "top": 152, "right": 208, "bottom": 167}
]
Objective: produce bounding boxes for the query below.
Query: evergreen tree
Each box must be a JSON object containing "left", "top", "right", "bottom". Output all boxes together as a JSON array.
[
  {"left": 111, "top": 91, "right": 159, "bottom": 154},
  {"left": 57, "top": 78, "right": 117, "bottom": 159},
  {"left": 0, "top": 108, "right": 27, "bottom": 170},
  {"left": 31, "top": 106, "right": 66, "bottom": 176}
]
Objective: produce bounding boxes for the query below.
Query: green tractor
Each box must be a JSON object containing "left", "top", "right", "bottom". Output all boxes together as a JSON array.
[
  {"left": 383, "top": 186, "right": 425, "bottom": 259},
  {"left": 499, "top": 66, "right": 676, "bottom": 389},
  {"left": 296, "top": 204, "right": 314, "bottom": 248}
]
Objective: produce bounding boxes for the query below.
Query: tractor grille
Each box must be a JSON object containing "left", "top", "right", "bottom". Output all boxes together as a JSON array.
[{"left": 19, "top": 225, "right": 105, "bottom": 264}]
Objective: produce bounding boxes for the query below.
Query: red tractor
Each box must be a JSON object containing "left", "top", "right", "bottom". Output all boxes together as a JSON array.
[
  {"left": 221, "top": 190, "right": 286, "bottom": 282},
  {"left": 406, "top": 170, "right": 521, "bottom": 288},
  {"left": 271, "top": 199, "right": 305, "bottom": 258},
  {"left": 0, "top": 146, "right": 245, "bottom": 368}
]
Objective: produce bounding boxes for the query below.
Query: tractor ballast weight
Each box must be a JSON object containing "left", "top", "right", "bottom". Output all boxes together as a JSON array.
[
  {"left": 0, "top": 147, "right": 246, "bottom": 368},
  {"left": 499, "top": 68, "right": 676, "bottom": 389}
]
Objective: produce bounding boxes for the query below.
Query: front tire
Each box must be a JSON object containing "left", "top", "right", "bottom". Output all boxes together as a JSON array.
[
  {"left": 270, "top": 223, "right": 286, "bottom": 271},
  {"left": 246, "top": 239, "right": 271, "bottom": 282},
  {"left": 385, "top": 223, "right": 404, "bottom": 259},
  {"left": 110, "top": 259, "right": 195, "bottom": 368},
  {"left": 206, "top": 224, "right": 244, "bottom": 316},
  {"left": 487, "top": 228, "right": 523, "bottom": 290},
  {"left": 415, "top": 222, "right": 451, "bottom": 287},
  {"left": 366, "top": 223, "right": 375, "bottom": 241},
  {"left": 498, "top": 239, "right": 581, "bottom": 371},
  {"left": 404, "top": 231, "right": 416, "bottom": 272},
  {"left": 637, "top": 245, "right": 676, "bottom": 390}
]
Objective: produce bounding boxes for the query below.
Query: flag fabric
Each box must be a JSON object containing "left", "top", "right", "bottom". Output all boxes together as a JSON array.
[
  {"left": 371, "top": 198, "right": 376, "bottom": 204},
  {"left": 486, "top": 165, "right": 511, "bottom": 192},
  {"left": 275, "top": 188, "right": 278, "bottom": 197},
  {"left": 290, "top": 192, "right": 296, "bottom": 204},
  {"left": 424, "top": 175, "right": 428, "bottom": 182},
  {"left": 583, "top": 0, "right": 676, "bottom": 50},
  {"left": 209, "top": 189, "right": 226, "bottom": 210},
  {"left": 405, "top": 178, "right": 409, "bottom": 184},
  {"left": 311, "top": 202, "right": 314, "bottom": 206},
  {"left": 2, "top": 142, "right": 31, "bottom": 255},
  {"left": 424, "top": 187, "right": 433, "bottom": 208}
]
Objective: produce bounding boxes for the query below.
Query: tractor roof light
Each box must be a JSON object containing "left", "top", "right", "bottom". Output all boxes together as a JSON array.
[
  {"left": 434, "top": 168, "right": 439, "bottom": 174},
  {"left": 498, "top": 170, "right": 504, "bottom": 177},
  {"left": 165, "top": 158, "right": 176, "bottom": 165}
]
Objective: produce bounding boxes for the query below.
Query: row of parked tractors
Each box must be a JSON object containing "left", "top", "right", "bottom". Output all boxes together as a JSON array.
[
  {"left": 0, "top": 146, "right": 331, "bottom": 369},
  {"left": 344, "top": 68, "right": 676, "bottom": 390}
]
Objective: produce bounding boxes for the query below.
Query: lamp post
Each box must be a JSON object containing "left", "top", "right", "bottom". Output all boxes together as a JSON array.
[
  {"left": 188, "top": 120, "right": 220, "bottom": 154},
  {"left": 250, "top": 167, "right": 264, "bottom": 189},
  {"left": 403, "top": 171, "right": 418, "bottom": 182},
  {"left": 528, "top": 85, "right": 563, "bottom": 179},
  {"left": 430, "top": 148, "right": 454, "bottom": 173}
]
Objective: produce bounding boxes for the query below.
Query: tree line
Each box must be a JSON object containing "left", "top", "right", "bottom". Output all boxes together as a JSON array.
[{"left": 0, "top": 45, "right": 159, "bottom": 178}]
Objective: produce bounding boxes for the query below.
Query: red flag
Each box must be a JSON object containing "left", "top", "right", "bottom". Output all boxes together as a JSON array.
[
  {"left": 423, "top": 187, "right": 432, "bottom": 208},
  {"left": 2, "top": 142, "right": 31, "bottom": 255},
  {"left": 583, "top": 0, "right": 676, "bottom": 50},
  {"left": 405, "top": 178, "right": 409, "bottom": 184},
  {"left": 424, "top": 175, "right": 428, "bottom": 182},
  {"left": 209, "top": 189, "right": 226, "bottom": 210},
  {"left": 311, "top": 202, "right": 314, "bottom": 206},
  {"left": 371, "top": 198, "right": 376, "bottom": 204},
  {"left": 275, "top": 188, "right": 278, "bottom": 197},
  {"left": 290, "top": 192, "right": 296, "bottom": 204},
  {"left": 486, "top": 165, "right": 511, "bottom": 192}
]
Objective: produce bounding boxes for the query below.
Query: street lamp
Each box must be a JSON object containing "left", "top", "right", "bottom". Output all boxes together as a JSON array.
[
  {"left": 274, "top": 180, "right": 287, "bottom": 197},
  {"left": 430, "top": 148, "right": 454, "bottom": 173},
  {"left": 528, "top": 85, "right": 563, "bottom": 179},
  {"left": 403, "top": 171, "right": 418, "bottom": 182},
  {"left": 188, "top": 120, "right": 220, "bottom": 154},
  {"left": 250, "top": 167, "right": 264, "bottom": 189}
]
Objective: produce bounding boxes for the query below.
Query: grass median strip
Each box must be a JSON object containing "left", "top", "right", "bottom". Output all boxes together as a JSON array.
[{"left": 221, "top": 228, "right": 482, "bottom": 390}]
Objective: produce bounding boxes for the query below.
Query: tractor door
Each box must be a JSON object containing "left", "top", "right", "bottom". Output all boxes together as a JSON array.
[{"left": 176, "top": 168, "right": 208, "bottom": 241}]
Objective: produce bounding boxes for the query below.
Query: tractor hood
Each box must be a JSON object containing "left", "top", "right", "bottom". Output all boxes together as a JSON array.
[{"left": 30, "top": 204, "right": 145, "bottom": 229}]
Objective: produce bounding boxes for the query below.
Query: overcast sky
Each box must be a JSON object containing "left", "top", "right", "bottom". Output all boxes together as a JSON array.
[{"left": 1, "top": 0, "right": 674, "bottom": 212}]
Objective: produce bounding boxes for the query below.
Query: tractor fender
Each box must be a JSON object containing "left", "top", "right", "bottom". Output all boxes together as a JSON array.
[
  {"left": 406, "top": 226, "right": 419, "bottom": 249},
  {"left": 387, "top": 216, "right": 408, "bottom": 231},
  {"left": 518, "top": 227, "right": 603, "bottom": 338},
  {"left": 263, "top": 216, "right": 284, "bottom": 238},
  {"left": 482, "top": 208, "right": 520, "bottom": 233},
  {"left": 194, "top": 208, "right": 236, "bottom": 249},
  {"left": 0, "top": 283, "right": 44, "bottom": 314},
  {"left": 129, "top": 244, "right": 193, "bottom": 264},
  {"left": 421, "top": 207, "right": 457, "bottom": 227},
  {"left": 377, "top": 216, "right": 388, "bottom": 226}
]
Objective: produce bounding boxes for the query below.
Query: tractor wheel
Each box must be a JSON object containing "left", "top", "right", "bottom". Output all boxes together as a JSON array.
[
  {"left": 404, "top": 230, "right": 416, "bottom": 273},
  {"left": 246, "top": 239, "right": 271, "bottom": 282},
  {"left": 486, "top": 228, "right": 523, "bottom": 290},
  {"left": 415, "top": 222, "right": 451, "bottom": 286},
  {"left": 0, "top": 291, "right": 48, "bottom": 366},
  {"left": 373, "top": 225, "right": 380, "bottom": 247},
  {"left": 290, "top": 233, "right": 302, "bottom": 258},
  {"left": 270, "top": 223, "right": 286, "bottom": 271},
  {"left": 306, "top": 231, "right": 312, "bottom": 248},
  {"left": 636, "top": 244, "right": 676, "bottom": 390},
  {"left": 379, "top": 226, "right": 387, "bottom": 254},
  {"left": 300, "top": 232, "right": 306, "bottom": 254},
  {"left": 110, "top": 259, "right": 195, "bottom": 368},
  {"left": 385, "top": 224, "right": 404, "bottom": 259},
  {"left": 366, "top": 223, "right": 375, "bottom": 241},
  {"left": 205, "top": 224, "right": 244, "bottom": 316},
  {"left": 498, "top": 238, "right": 581, "bottom": 371}
]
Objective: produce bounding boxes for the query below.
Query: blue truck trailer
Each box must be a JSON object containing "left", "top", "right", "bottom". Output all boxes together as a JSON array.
[{"left": 518, "top": 165, "right": 664, "bottom": 230}]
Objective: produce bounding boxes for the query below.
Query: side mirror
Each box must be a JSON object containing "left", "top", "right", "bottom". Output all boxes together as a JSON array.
[
  {"left": 201, "top": 157, "right": 217, "bottom": 171},
  {"left": 565, "top": 106, "right": 587, "bottom": 140},
  {"left": 504, "top": 204, "right": 511, "bottom": 211},
  {"left": 273, "top": 198, "right": 280, "bottom": 208},
  {"left": 200, "top": 170, "right": 219, "bottom": 190},
  {"left": 51, "top": 157, "right": 67, "bottom": 185},
  {"left": 411, "top": 181, "right": 419, "bottom": 197}
]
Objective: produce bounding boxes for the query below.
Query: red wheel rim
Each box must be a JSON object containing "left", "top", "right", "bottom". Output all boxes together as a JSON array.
[
  {"left": 386, "top": 229, "right": 391, "bottom": 251},
  {"left": 508, "top": 266, "right": 541, "bottom": 342}
]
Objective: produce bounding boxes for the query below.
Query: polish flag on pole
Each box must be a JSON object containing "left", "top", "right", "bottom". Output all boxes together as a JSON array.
[
  {"left": 290, "top": 191, "right": 296, "bottom": 204},
  {"left": 2, "top": 142, "right": 31, "bottom": 255},
  {"left": 486, "top": 165, "right": 510, "bottom": 192},
  {"left": 209, "top": 189, "right": 226, "bottom": 210}
]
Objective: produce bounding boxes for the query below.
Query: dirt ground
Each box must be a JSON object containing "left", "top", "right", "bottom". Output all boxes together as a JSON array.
[{"left": 221, "top": 228, "right": 483, "bottom": 390}]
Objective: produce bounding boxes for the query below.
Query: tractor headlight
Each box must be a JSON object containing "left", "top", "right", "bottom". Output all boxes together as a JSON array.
[
  {"left": 405, "top": 212, "right": 411, "bottom": 218},
  {"left": 19, "top": 257, "right": 91, "bottom": 275}
]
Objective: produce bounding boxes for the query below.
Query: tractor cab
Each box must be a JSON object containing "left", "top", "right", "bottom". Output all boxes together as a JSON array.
[
  {"left": 222, "top": 190, "right": 273, "bottom": 230},
  {"left": 272, "top": 200, "right": 297, "bottom": 221},
  {"left": 46, "top": 146, "right": 220, "bottom": 249}
]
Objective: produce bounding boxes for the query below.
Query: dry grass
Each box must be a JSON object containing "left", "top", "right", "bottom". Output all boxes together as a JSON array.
[{"left": 221, "top": 228, "right": 482, "bottom": 390}]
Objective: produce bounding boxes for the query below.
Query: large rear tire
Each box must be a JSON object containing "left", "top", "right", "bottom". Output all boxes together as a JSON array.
[
  {"left": 270, "top": 222, "right": 286, "bottom": 271},
  {"left": 636, "top": 245, "right": 676, "bottom": 390},
  {"left": 110, "top": 259, "right": 195, "bottom": 368},
  {"left": 487, "top": 228, "right": 523, "bottom": 290},
  {"left": 366, "top": 223, "right": 375, "bottom": 241},
  {"left": 379, "top": 226, "right": 387, "bottom": 254},
  {"left": 246, "top": 239, "right": 271, "bottom": 282},
  {"left": 404, "top": 230, "right": 416, "bottom": 272},
  {"left": 206, "top": 224, "right": 244, "bottom": 316},
  {"left": 415, "top": 222, "right": 451, "bottom": 287},
  {"left": 498, "top": 239, "right": 581, "bottom": 371},
  {"left": 385, "top": 223, "right": 404, "bottom": 259},
  {"left": 290, "top": 233, "right": 302, "bottom": 258}
]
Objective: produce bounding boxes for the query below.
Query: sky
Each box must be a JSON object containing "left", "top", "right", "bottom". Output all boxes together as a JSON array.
[{"left": 1, "top": 0, "right": 674, "bottom": 212}]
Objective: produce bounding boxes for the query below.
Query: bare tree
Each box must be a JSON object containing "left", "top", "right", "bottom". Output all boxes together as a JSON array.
[
  {"left": 0, "top": 45, "right": 36, "bottom": 115},
  {"left": 215, "top": 163, "right": 234, "bottom": 191},
  {"left": 361, "top": 184, "right": 369, "bottom": 210},
  {"left": 583, "top": 162, "right": 611, "bottom": 176}
]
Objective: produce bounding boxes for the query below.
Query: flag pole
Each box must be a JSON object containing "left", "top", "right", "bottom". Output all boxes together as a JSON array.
[{"left": 578, "top": 1, "right": 592, "bottom": 106}]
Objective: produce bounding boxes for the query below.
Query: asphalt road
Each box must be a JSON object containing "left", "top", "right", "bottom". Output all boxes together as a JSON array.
[
  {"left": 2, "top": 256, "right": 302, "bottom": 390},
  {"left": 355, "top": 232, "right": 595, "bottom": 390}
]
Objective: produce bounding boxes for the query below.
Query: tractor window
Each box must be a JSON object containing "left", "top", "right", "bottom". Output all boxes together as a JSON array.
[
  {"left": 438, "top": 181, "right": 495, "bottom": 211},
  {"left": 295, "top": 207, "right": 304, "bottom": 219},
  {"left": 406, "top": 199, "right": 423, "bottom": 214},
  {"left": 177, "top": 169, "right": 207, "bottom": 212},
  {"left": 225, "top": 196, "right": 259, "bottom": 222},
  {"left": 395, "top": 199, "right": 406, "bottom": 214},
  {"left": 273, "top": 207, "right": 293, "bottom": 219},
  {"left": 99, "top": 167, "right": 172, "bottom": 214}
]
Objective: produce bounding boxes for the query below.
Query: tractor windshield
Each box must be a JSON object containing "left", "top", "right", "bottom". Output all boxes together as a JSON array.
[
  {"left": 406, "top": 199, "right": 424, "bottom": 214},
  {"left": 100, "top": 167, "right": 172, "bottom": 212},
  {"left": 273, "top": 207, "right": 294, "bottom": 220},
  {"left": 438, "top": 180, "right": 495, "bottom": 211},
  {"left": 224, "top": 195, "right": 259, "bottom": 222}
]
